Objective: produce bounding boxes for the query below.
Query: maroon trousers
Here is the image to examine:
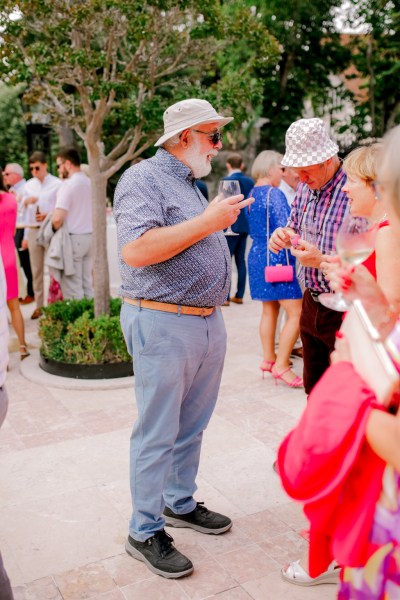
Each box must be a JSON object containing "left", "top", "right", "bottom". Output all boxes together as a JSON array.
[{"left": 300, "top": 289, "right": 344, "bottom": 395}]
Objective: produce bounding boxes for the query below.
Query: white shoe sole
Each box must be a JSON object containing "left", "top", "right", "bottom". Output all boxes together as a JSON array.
[
  {"left": 281, "top": 567, "right": 340, "bottom": 586},
  {"left": 164, "top": 515, "right": 232, "bottom": 535}
]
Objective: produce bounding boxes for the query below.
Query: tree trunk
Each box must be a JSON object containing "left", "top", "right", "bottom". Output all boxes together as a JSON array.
[{"left": 90, "top": 166, "right": 110, "bottom": 316}]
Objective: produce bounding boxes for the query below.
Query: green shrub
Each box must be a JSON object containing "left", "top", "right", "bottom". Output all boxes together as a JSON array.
[{"left": 39, "top": 298, "right": 130, "bottom": 364}]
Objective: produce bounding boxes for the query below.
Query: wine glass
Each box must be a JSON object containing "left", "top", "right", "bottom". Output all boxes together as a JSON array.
[
  {"left": 218, "top": 179, "right": 240, "bottom": 236},
  {"left": 318, "top": 214, "right": 377, "bottom": 311}
]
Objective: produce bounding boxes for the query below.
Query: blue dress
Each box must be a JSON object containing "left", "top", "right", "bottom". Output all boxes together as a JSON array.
[{"left": 246, "top": 185, "right": 302, "bottom": 301}]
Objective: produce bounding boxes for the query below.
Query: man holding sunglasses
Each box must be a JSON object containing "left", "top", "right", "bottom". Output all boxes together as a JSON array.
[
  {"left": 114, "top": 99, "right": 254, "bottom": 579},
  {"left": 22, "top": 151, "right": 62, "bottom": 319}
]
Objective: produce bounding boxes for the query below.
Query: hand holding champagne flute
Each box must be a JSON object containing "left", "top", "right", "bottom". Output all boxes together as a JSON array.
[
  {"left": 319, "top": 214, "right": 378, "bottom": 311},
  {"left": 217, "top": 179, "right": 241, "bottom": 236}
]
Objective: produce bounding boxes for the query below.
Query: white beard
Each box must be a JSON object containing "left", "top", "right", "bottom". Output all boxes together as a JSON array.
[{"left": 185, "top": 136, "right": 216, "bottom": 179}]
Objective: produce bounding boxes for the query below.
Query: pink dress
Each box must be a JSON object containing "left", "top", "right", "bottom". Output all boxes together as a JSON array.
[{"left": 0, "top": 192, "right": 18, "bottom": 301}]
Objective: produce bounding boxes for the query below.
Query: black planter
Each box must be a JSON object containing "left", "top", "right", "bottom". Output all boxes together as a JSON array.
[{"left": 39, "top": 352, "right": 133, "bottom": 380}]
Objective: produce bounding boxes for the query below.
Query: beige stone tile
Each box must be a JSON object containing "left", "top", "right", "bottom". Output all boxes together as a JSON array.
[
  {"left": 242, "top": 571, "right": 338, "bottom": 599},
  {"left": 1, "top": 488, "right": 127, "bottom": 581},
  {"left": 216, "top": 543, "right": 278, "bottom": 584},
  {"left": 101, "top": 553, "right": 155, "bottom": 587},
  {"left": 12, "top": 576, "right": 62, "bottom": 599},
  {"left": 207, "top": 587, "right": 253, "bottom": 599},
  {"left": 0, "top": 429, "right": 129, "bottom": 508},
  {"left": 176, "top": 557, "right": 236, "bottom": 599},
  {"left": 198, "top": 445, "right": 288, "bottom": 514},
  {"left": 272, "top": 502, "right": 308, "bottom": 531},
  {"left": 54, "top": 563, "right": 116, "bottom": 599},
  {"left": 90, "top": 591, "right": 125, "bottom": 600},
  {"left": 200, "top": 529, "right": 251, "bottom": 558},
  {"left": 121, "top": 577, "right": 190, "bottom": 599},
  {"left": 234, "top": 510, "right": 288, "bottom": 542},
  {"left": 259, "top": 531, "right": 308, "bottom": 565}
]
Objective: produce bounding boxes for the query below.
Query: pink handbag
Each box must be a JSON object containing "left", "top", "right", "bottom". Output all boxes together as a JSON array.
[
  {"left": 265, "top": 188, "right": 294, "bottom": 283},
  {"left": 265, "top": 263, "right": 294, "bottom": 283}
]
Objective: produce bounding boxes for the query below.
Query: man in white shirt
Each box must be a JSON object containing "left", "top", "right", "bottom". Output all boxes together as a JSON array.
[
  {"left": 278, "top": 166, "right": 300, "bottom": 206},
  {"left": 52, "top": 148, "right": 93, "bottom": 299},
  {"left": 4, "top": 163, "right": 34, "bottom": 304},
  {"left": 23, "top": 151, "right": 62, "bottom": 318}
]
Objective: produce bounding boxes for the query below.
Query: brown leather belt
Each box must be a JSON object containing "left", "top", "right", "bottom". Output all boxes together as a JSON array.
[{"left": 123, "top": 297, "right": 215, "bottom": 317}]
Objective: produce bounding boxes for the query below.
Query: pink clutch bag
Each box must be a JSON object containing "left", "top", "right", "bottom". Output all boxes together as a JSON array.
[
  {"left": 265, "top": 264, "right": 294, "bottom": 283},
  {"left": 265, "top": 187, "right": 294, "bottom": 284}
]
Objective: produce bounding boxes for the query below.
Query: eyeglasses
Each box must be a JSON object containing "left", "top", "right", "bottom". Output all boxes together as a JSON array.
[
  {"left": 192, "top": 129, "right": 223, "bottom": 146},
  {"left": 30, "top": 166, "right": 41, "bottom": 172}
]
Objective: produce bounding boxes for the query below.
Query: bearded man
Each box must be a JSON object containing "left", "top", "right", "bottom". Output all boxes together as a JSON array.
[{"left": 114, "top": 99, "right": 253, "bottom": 579}]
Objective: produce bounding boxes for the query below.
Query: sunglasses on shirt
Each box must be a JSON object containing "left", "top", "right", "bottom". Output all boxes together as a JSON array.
[{"left": 192, "top": 129, "right": 223, "bottom": 146}]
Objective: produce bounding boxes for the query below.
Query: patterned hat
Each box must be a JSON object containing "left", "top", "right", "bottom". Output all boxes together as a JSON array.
[
  {"left": 155, "top": 99, "right": 233, "bottom": 147},
  {"left": 282, "top": 118, "right": 339, "bottom": 167}
]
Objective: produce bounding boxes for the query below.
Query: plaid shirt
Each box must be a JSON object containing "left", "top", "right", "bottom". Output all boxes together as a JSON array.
[{"left": 287, "top": 165, "right": 349, "bottom": 292}]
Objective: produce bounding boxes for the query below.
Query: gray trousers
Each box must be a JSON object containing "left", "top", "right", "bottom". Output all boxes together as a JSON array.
[
  {"left": 61, "top": 233, "right": 93, "bottom": 300},
  {"left": 0, "top": 386, "right": 14, "bottom": 599}
]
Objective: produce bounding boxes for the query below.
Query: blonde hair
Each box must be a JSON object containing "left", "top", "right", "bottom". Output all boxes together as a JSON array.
[
  {"left": 251, "top": 150, "right": 282, "bottom": 180},
  {"left": 343, "top": 143, "right": 382, "bottom": 182},
  {"left": 378, "top": 125, "right": 400, "bottom": 220}
]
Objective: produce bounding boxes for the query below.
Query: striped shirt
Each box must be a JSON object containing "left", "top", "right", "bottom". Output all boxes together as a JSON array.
[
  {"left": 114, "top": 148, "right": 231, "bottom": 307},
  {"left": 287, "top": 165, "right": 349, "bottom": 292}
]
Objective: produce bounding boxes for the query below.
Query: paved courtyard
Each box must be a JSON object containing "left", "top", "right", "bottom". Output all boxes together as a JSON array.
[{"left": 1, "top": 295, "right": 337, "bottom": 600}]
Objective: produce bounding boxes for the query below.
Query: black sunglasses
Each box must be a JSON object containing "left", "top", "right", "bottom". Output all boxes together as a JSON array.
[
  {"left": 30, "top": 165, "right": 41, "bottom": 172},
  {"left": 192, "top": 129, "right": 223, "bottom": 146}
]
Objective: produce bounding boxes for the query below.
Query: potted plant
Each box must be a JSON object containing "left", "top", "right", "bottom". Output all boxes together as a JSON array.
[{"left": 38, "top": 298, "right": 133, "bottom": 379}]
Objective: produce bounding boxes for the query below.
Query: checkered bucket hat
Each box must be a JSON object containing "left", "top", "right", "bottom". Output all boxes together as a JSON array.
[{"left": 281, "top": 118, "right": 339, "bottom": 167}]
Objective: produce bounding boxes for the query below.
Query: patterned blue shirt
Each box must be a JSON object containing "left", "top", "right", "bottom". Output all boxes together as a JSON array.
[
  {"left": 287, "top": 165, "right": 349, "bottom": 292},
  {"left": 113, "top": 148, "right": 231, "bottom": 307}
]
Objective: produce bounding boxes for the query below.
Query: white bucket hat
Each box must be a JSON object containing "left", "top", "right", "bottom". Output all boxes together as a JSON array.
[
  {"left": 155, "top": 98, "right": 233, "bottom": 147},
  {"left": 281, "top": 118, "right": 339, "bottom": 167}
]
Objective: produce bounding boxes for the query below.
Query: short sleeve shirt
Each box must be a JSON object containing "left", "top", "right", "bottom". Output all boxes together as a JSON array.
[
  {"left": 287, "top": 166, "right": 349, "bottom": 292},
  {"left": 113, "top": 148, "right": 231, "bottom": 307},
  {"left": 55, "top": 171, "right": 92, "bottom": 234}
]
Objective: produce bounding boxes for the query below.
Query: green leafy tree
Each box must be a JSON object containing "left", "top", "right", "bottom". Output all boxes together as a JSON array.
[
  {"left": 0, "top": 0, "right": 279, "bottom": 315},
  {"left": 343, "top": 0, "right": 400, "bottom": 138},
  {"left": 0, "top": 83, "right": 27, "bottom": 168},
  {"left": 239, "top": 0, "right": 351, "bottom": 152}
]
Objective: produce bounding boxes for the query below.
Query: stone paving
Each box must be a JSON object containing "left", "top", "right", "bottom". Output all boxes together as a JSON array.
[{"left": 1, "top": 297, "right": 337, "bottom": 600}]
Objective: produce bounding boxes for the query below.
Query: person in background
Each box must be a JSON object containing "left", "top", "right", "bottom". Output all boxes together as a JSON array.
[
  {"left": 52, "top": 147, "right": 93, "bottom": 300},
  {"left": 280, "top": 141, "right": 400, "bottom": 587},
  {"left": 0, "top": 253, "right": 15, "bottom": 599},
  {"left": 277, "top": 165, "right": 303, "bottom": 358},
  {"left": 278, "top": 125, "right": 400, "bottom": 598},
  {"left": 0, "top": 168, "right": 29, "bottom": 360},
  {"left": 247, "top": 150, "right": 303, "bottom": 387},
  {"left": 114, "top": 98, "right": 253, "bottom": 579},
  {"left": 279, "top": 166, "right": 299, "bottom": 206},
  {"left": 223, "top": 152, "right": 254, "bottom": 305},
  {"left": 195, "top": 179, "right": 209, "bottom": 200},
  {"left": 22, "top": 151, "right": 62, "bottom": 319},
  {"left": 269, "top": 118, "right": 348, "bottom": 395},
  {"left": 3, "top": 163, "right": 34, "bottom": 305}
]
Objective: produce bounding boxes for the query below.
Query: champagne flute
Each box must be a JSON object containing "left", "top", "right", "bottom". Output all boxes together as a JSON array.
[
  {"left": 318, "top": 214, "right": 377, "bottom": 311},
  {"left": 218, "top": 179, "right": 240, "bottom": 236}
]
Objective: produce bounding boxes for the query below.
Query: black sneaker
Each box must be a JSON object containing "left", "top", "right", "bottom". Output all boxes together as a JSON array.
[
  {"left": 125, "top": 529, "right": 193, "bottom": 579},
  {"left": 164, "top": 502, "right": 232, "bottom": 534}
]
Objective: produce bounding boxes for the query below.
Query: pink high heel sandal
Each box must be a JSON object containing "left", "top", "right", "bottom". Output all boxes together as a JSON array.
[
  {"left": 272, "top": 365, "right": 304, "bottom": 388},
  {"left": 260, "top": 360, "right": 275, "bottom": 379}
]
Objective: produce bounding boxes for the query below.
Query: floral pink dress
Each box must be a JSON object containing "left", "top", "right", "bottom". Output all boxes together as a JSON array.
[
  {"left": 0, "top": 192, "right": 18, "bottom": 301},
  {"left": 338, "top": 320, "right": 400, "bottom": 599}
]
